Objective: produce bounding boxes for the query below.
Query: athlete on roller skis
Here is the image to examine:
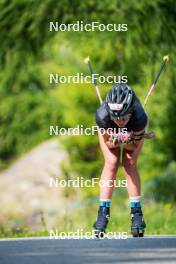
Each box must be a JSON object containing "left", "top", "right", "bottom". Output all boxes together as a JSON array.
[{"left": 93, "top": 83, "right": 149, "bottom": 237}]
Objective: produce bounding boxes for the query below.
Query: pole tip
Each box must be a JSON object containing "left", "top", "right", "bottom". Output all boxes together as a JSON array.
[
  {"left": 84, "top": 56, "right": 90, "bottom": 64},
  {"left": 163, "top": 55, "right": 169, "bottom": 62}
]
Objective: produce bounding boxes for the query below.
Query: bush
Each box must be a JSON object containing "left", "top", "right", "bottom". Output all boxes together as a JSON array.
[
  {"left": 146, "top": 162, "right": 176, "bottom": 202},
  {"left": 0, "top": 91, "right": 63, "bottom": 167}
]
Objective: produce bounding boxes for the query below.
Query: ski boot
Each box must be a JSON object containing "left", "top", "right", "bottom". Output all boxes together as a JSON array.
[
  {"left": 93, "top": 206, "right": 110, "bottom": 238},
  {"left": 131, "top": 207, "right": 146, "bottom": 237}
]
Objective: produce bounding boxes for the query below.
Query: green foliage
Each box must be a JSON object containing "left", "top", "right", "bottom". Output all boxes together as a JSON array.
[
  {"left": 146, "top": 162, "right": 176, "bottom": 202},
  {"left": 0, "top": 0, "right": 175, "bottom": 176},
  {"left": 0, "top": 91, "right": 62, "bottom": 165},
  {"left": 0, "top": 0, "right": 175, "bottom": 174}
]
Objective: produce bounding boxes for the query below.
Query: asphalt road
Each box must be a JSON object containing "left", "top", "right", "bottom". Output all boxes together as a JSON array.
[{"left": 0, "top": 236, "right": 176, "bottom": 264}]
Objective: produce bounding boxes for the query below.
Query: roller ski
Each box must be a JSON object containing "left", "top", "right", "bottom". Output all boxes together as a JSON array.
[
  {"left": 93, "top": 206, "right": 110, "bottom": 238},
  {"left": 131, "top": 207, "right": 146, "bottom": 237}
]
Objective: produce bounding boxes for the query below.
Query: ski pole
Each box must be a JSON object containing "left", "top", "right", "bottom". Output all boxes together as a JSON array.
[
  {"left": 84, "top": 57, "right": 103, "bottom": 105},
  {"left": 144, "top": 55, "right": 169, "bottom": 108}
]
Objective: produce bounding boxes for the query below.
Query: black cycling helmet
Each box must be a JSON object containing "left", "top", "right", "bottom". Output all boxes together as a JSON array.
[{"left": 105, "top": 83, "right": 136, "bottom": 118}]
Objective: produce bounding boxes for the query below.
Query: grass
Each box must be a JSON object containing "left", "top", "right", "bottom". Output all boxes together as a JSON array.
[
  {"left": 59, "top": 196, "right": 176, "bottom": 236},
  {"left": 0, "top": 189, "right": 176, "bottom": 238}
]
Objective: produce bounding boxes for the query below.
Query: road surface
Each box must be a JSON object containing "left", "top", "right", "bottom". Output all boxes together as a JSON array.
[{"left": 0, "top": 236, "right": 176, "bottom": 264}]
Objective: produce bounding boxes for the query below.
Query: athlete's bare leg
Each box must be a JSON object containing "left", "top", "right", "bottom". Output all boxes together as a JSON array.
[
  {"left": 98, "top": 132, "right": 121, "bottom": 199},
  {"left": 122, "top": 141, "right": 144, "bottom": 196}
]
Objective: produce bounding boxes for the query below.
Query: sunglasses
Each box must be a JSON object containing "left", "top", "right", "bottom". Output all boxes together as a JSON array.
[{"left": 111, "top": 113, "right": 132, "bottom": 121}]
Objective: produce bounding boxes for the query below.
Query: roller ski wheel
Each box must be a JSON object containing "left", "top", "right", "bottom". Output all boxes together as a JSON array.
[
  {"left": 94, "top": 229, "right": 106, "bottom": 238},
  {"left": 131, "top": 227, "right": 144, "bottom": 237},
  {"left": 131, "top": 208, "right": 146, "bottom": 238},
  {"left": 93, "top": 206, "right": 110, "bottom": 239}
]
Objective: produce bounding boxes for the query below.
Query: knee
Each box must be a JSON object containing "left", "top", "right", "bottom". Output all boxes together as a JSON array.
[
  {"left": 105, "top": 156, "right": 119, "bottom": 172},
  {"left": 123, "top": 154, "right": 137, "bottom": 171}
]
